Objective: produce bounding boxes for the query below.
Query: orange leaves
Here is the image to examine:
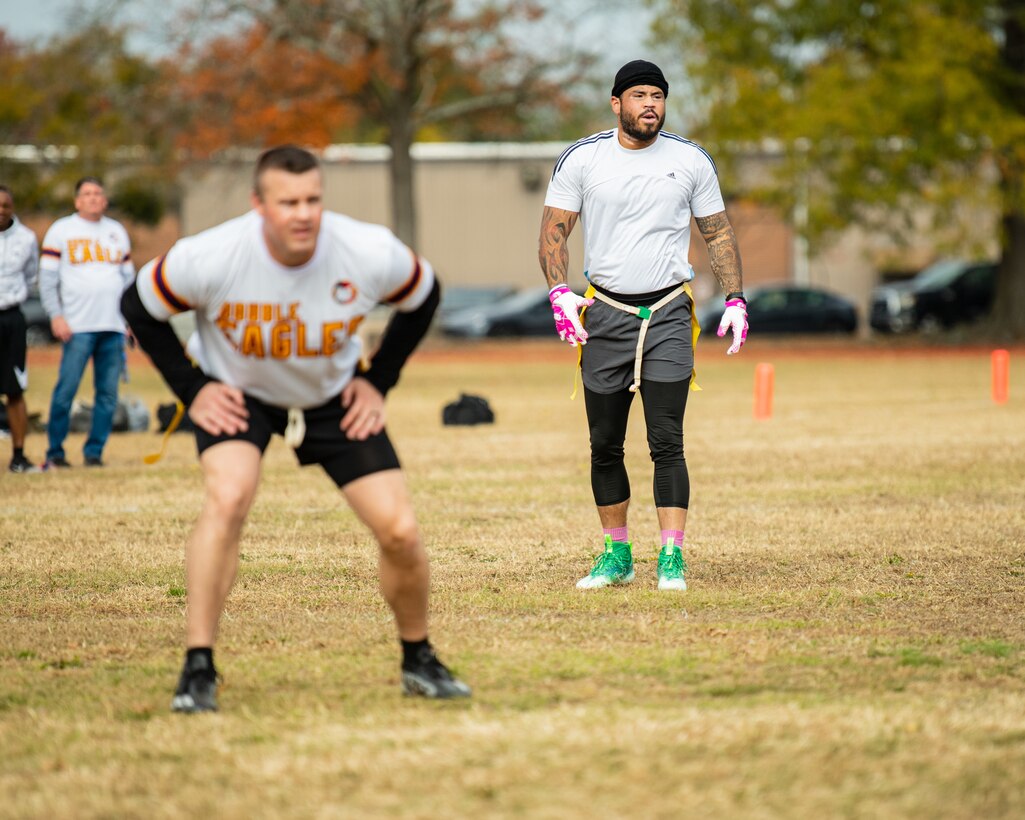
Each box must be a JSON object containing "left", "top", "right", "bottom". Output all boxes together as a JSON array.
[{"left": 173, "top": 25, "right": 364, "bottom": 156}]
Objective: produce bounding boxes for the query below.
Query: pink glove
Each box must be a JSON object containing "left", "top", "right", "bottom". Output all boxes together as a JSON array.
[
  {"left": 717, "top": 298, "right": 749, "bottom": 355},
  {"left": 549, "top": 285, "right": 594, "bottom": 347}
]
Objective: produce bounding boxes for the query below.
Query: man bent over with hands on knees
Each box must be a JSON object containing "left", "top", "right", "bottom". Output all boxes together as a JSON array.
[
  {"left": 539, "top": 60, "right": 748, "bottom": 591},
  {"left": 122, "top": 145, "right": 470, "bottom": 712}
]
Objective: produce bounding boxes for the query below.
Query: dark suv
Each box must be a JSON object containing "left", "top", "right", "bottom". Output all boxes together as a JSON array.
[{"left": 870, "top": 260, "right": 997, "bottom": 333}]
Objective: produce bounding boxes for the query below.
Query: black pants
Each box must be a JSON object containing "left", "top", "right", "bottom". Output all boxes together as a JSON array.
[
  {"left": 584, "top": 377, "right": 691, "bottom": 508},
  {"left": 0, "top": 306, "right": 27, "bottom": 399}
]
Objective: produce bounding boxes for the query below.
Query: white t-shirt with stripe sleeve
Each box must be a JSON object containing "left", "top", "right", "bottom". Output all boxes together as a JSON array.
[
  {"left": 134, "top": 210, "right": 434, "bottom": 409},
  {"left": 39, "top": 214, "right": 134, "bottom": 332},
  {"left": 544, "top": 129, "right": 725, "bottom": 295}
]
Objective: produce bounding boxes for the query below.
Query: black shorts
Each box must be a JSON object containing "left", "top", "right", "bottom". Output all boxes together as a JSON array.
[
  {"left": 194, "top": 392, "right": 401, "bottom": 488},
  {"left": 0, "top": 306, "right": 28, "bottom": 398}
]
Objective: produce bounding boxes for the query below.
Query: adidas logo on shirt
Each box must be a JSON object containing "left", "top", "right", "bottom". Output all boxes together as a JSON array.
[{"left": 666, "top": 172, "right": 676, "bottom": 178}]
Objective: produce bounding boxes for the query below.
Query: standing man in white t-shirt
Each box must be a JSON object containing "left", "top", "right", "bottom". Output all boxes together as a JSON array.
[
  {"left": 0, "top": 184, "right": 42, "bottom": 473},
  {"left": 121, "top": 145, "right": 470, "bottom": 713},
  {"left": 538, "top": 60, "right": 749, "bottom": 592},
  {"left": 39, "top": 177, "right": 135, "bottom": 468}
]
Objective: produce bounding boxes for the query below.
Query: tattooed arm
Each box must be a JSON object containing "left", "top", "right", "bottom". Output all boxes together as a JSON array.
[
  {"left": 698, "top": 210, "right": 748, "bottom": 354},
  {"left": 538, "top": 206, "right": 580, "bottom": 289},
  {"left": 538, "top": 205, "right": 592, "bottom": 345},
  {"left": 695, "top": 211, "right": 744, "bottom": 295}
]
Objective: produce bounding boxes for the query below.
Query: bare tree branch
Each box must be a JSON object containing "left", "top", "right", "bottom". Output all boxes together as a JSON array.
[{"left": 181, "top": 0, "right": 595, "bottom": 245}]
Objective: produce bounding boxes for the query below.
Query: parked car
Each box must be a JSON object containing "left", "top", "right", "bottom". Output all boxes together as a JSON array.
[
  {"left": 356, "top": 286, "right": 519, "bottom": 344},
  {"left": 698, "top": 284, "right": 858, "bottom": 336},
  {"left": 869, "top": 259, "right": 997, "bottom": 333},
  {"left": 20, "top": 294, "right": 56, "bottom": 346},
  {"left": 437, "top": 285, "right": 516, "bottom": 321},
  {"left": 441, "top": 287, "right": 553, "bottom": 338}
]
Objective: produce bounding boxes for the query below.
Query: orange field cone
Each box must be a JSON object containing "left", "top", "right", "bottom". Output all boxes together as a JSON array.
[
  {"left": 754, "top": 363, "right": 774, "bottom": 420},
  {"left": 992, "top": 349, "right": 1010, "bottom": 405}
]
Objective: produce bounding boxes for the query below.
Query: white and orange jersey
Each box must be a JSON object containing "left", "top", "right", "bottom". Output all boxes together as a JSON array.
[
  {"left": 39, "top": 214, "right": 134, "bottom": 332},
  {"left": 135, "top": 210, "right": 435, "bottom": 409}
]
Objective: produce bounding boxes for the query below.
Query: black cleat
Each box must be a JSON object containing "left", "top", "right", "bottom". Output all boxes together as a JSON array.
[
  {"left": 84, "top": 456, "right": 104, "bottom": 467},
  {"left": 42, "top": 456, "right": 72, "bottom": 470},
  {"left": 171, "top": 654, "right": 219, "bottom": 713},
  {"left": 9, "top": 455, "right": 41, "bottom": 474},
  {"left": 401, "top": 648, "right": 471, "bottom": 699}
]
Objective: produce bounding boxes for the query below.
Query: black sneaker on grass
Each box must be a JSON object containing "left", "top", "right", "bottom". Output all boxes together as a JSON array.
[
  {"left": 401, "top": 648, "right": 471, "bottom": 699},
  {"left": 84, "top": 456, "right": 104, "bottom": 467},
  {"left": 171, "top": 654, "right": 219, "bottom": 713},
  {"left": 42, "top": 456, "right": 71, "bottom": 470},
  {"left": 9, "top": 455, "right": 41, "bottom": 474}
]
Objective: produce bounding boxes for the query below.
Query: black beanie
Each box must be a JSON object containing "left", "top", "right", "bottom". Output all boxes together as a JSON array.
[{"left": 611, "top": 60, "right": 669, "bottom": 99}]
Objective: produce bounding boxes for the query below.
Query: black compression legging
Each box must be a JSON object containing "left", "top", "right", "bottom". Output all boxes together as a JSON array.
[{"left": 584, "top": 377, "right": 691, "bottom": 508}]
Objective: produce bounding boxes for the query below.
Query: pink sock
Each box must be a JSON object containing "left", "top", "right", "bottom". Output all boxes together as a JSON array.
[
  {"left": 604, "top": 527, "right": 629, "bottom": 543},
  {"left": 662, "top": 530, "right": 685, "bottom": 547}
]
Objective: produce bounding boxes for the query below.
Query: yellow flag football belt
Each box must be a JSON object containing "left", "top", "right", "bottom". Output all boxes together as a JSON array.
[
  {"left": 143, "top": 401, "right": 185, "bottom": 465},
  {"left": 145, "top": 402, "right": 308, "bottom": 466}
]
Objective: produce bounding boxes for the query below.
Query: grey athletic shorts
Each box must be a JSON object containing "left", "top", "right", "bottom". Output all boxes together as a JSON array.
[{"left": 580, "top": 284, "right": 694, "bottom": 394}]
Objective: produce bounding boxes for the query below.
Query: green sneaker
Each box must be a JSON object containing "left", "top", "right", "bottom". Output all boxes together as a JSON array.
[
  {"left": 577, "top": 535, "right": 634, "bottom": 589},
  {"left": 657, "top": 540, "right": 688, "bottom": 591}
]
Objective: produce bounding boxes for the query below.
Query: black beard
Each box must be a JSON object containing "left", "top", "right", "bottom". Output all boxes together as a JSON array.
[{"left": 620, "top": 109, "right": 665, "bottom": 143}]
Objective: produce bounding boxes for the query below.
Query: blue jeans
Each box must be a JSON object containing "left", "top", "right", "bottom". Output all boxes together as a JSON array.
[{"left": 47, "top": 331, "right": 124, "bottom": 461}]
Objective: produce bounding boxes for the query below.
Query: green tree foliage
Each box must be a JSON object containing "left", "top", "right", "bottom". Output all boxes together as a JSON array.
[
  {"left": 111, "top": 175, "right": 166, "bottom": 226},
  {"left": 655, "top": 0, "right": 1025, "bottom": 336},
  {"left": 0, "top": 24, "right": 177, "bottom": 217},
  {"left": 0, "top": 32, "right": 51, "bottom": 210}
]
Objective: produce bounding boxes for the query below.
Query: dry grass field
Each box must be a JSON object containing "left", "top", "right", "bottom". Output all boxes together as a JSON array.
[{"left": 2, "top": 337, "right": 1024, "bottom": 819}]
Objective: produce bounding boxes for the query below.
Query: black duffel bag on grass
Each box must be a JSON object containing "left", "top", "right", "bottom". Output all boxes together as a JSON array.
[{"left": 442, "top": 394, "right": 495, "bottom": 426}]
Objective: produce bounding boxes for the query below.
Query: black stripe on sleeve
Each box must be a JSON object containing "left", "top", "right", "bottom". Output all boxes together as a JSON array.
[{"left": 121, "top": 283, "right": 213, "bottom": 406}]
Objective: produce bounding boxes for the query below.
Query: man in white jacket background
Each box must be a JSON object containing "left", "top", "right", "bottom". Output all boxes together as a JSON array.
[{"left": 0, "top": 184, "right": 42, "bottom": 473}]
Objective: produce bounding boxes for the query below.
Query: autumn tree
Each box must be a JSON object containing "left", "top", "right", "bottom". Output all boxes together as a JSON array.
[
  {"left": 172, "top": 26, "right": 366, "bottom": 156},
  {"left": 0, "top": 24, "right": 176, "bottom": 221},
  {"left": 187, "top": 0, "right": 591, "bottom": 247},
  {"left": 656, "top": 0, "right": 1025, "bottom": 337},
  {"left": 0, "top": 33, "right": 43, "bottom": 205}
]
